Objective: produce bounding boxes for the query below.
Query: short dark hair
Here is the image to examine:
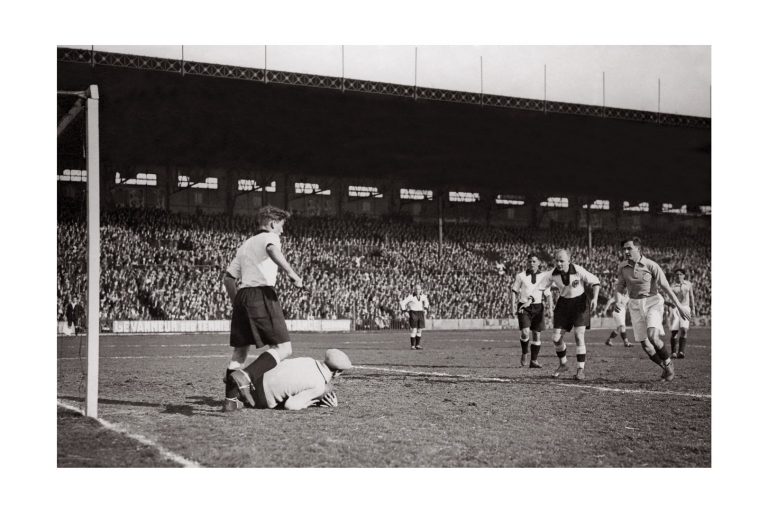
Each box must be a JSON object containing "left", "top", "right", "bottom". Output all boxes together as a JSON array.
[
  {"left": 621, "top": 237, "right": 641, "bottom": 248},
  {"left": 673, "top": 267, "right": 686, "bottom": 276},
  {"left": 527, "top": 253, "right": 539, "bottom": 260},
  {"left": 257, "top": 205, "right": 291, "bottom": 226}
]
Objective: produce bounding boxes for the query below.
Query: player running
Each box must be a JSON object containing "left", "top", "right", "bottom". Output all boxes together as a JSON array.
[
  {"left": 538, "top": 249, "right": 601, "bottom": 380},
  {"left": 605, "top": 286, "right": 633, "bottom": 347},
  {"left": 401, "top": 284, "right": 429, "bottom": 350},
  {"left": 221, "top": 206, "right": 303, "bottom": 412},
  {"left": 511, "top": 253, "right": 552, "bottom": 368},
  {"left": 667, "top": 268, "right": 696, "bottom": 358},
  {"left": 617, "top": 238, "right": 690, "bottom": 381}
]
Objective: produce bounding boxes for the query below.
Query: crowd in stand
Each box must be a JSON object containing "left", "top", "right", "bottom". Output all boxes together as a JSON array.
[{"left": 57, "top": 204, "right": 711, "bottom": 328}]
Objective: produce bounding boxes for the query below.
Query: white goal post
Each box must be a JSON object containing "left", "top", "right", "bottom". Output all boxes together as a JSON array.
[{"left": 58, "top": 85, "right": 100, "bottom": 418}]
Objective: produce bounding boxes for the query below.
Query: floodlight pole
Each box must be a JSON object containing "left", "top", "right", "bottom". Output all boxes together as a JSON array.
[{"left": 86, "top": 85, "right": 100, "bottom": 419}]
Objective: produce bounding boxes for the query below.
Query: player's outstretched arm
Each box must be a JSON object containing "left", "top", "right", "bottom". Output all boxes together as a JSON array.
[
  {"left": 284, "top": 385, "right": 326, "bottom": 410},
  {"left": 223, "top": 272, "right": 238, "bottom": 303},
  {"left": 266, "top": 245, "right": 303, "bottom": 287},
  {"left": 689, "top": 286, "right": 697, "bottom": 317},
  {"left": 590, "top": 285, "right": 600, "bottom": 312}
]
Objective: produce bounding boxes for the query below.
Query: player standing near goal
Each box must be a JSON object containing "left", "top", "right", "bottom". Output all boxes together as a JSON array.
[
  {"left": 617, "top": 238, "right": 690, "bottom": 381},
  {"left": 401, "top": 284, "right": 429, "bottom": 350},
  {"left": 221, "top": 206, "right": 303, "bottom": 412},
  {"left": 667, "top": 268, "right": 696, "bottom": 358},
  {"left": 511, "top": 254, "right": 552, "bottom": 368},
  {"left": 538, "top": 249, "right": 601, "bottom": 380},
  {"left": 605, "top": 286, "right": 633, "bottom": 347}
]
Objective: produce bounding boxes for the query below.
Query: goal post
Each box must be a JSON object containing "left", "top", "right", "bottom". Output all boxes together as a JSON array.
[
  {"left": 85, "top": 85, "right": 100, "bottom": 418},
  {"left": 57, "top": 85, "right": 100, "bottom": 418}
]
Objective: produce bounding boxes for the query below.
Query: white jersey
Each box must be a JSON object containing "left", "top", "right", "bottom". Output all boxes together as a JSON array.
[
  {"left": 512, "top": 271, "right": 550, "bottom": 305},
  {"left": 226, "top": 230, "right": 281, "bottom": 288},
  {"left": 539, "top": 264, "right": 600, "bottom": 299},
  {"left": 262, "top": 357, "right": 331, "bottom": 409},
  {"left": 670, "top": 280, "right": 693, "bottom": 308},
  {"left": 401, "top": 294, "right": 429, "bottom": 312},
  {"left": 613, "top": 293, "right": 630, "bottom": 315}
]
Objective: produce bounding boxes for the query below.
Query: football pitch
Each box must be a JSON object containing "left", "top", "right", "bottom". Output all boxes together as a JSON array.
[{"left": 57, "top": 328, "right": 711, "bottom": 467}]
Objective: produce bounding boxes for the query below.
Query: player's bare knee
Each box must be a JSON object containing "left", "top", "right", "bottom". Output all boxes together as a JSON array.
[
  {"left": 416, "top": 329, "right": 422, "bottom": 337},
  {"left": 231, "top": 346, "right": 249, "bottom": 363},
  {"left": 640, "top": 339, "right": 655, "bottom": 356},
  {"left": 273, "top": 342, "right": 292, "bottom": 360}
]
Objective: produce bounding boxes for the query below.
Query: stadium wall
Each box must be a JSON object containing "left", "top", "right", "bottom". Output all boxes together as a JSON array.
[
  {"left": 56, "top": 316, "right": 711, "bottom": 335},
  {"left": 58, "top": 174, "right": 710, "bottom": 232}
]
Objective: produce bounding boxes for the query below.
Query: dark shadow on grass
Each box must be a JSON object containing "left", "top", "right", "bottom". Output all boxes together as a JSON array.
[
  {"left": 187, "top": 395, "right": 225, "bottom": 407},
  {"left": 58, "top": 395, "right": 165, "bottom": 408},
  {"left": 59, "top": 394, "right": 227, "bottom": 417}
]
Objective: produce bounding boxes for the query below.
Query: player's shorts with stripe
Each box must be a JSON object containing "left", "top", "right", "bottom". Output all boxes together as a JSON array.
[
  {"left": 612, "top": 309, "right": 627, "bottom": 329},
  {"left": 553, "top": 294, "right": 590, "bottom": 332},
  {"left": 408, "top": 310, "right": 426, "bottom": 329},
  {"left": 668, "top": 307, "right": 690, "bottom": 331},
  {"left": 230, "top": 286, "right": 290, "bottom": 348},
  {"left": 627, "top": 294, "right": 665, "bottom": 340},
  {"left": 517, "top": 303, "right": 545, "bottom": 332}
]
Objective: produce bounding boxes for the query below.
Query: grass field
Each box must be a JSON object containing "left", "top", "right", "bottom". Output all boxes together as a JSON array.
[{"left": 57, "top": 328, "right": 711, "bottom": 467}]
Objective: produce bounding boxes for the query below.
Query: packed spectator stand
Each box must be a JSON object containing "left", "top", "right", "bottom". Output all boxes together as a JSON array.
[{"left": 57, "top": 202, "right": 711, "bottom": 330}]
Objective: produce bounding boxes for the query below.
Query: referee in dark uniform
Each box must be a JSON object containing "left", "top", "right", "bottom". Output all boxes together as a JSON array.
[{"left": 221, "top": 206, "right": 303, "bottom": 412}]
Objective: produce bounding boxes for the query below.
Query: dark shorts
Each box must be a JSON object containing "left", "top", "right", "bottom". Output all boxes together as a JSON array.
[
  {"left": 408, "top": 310, "right": 426, "bottom": 329},
  {"left": 553, "top": 294, "right": 591, "bottom": 332},
  {"left": 517, "top": 303, "right": 545, "bottom": 332},
  {"left": 230, "top": 287, "right": 290, "bottom": 348}
]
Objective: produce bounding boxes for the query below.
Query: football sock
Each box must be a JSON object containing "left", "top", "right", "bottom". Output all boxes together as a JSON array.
[
  {"left": 607, "top": 331, "right": 617, "bottom": 341},
  {"left": 520, "top": 339, "right": 530, "bottom": 354},
  {"left": 620, "top": 332, "right": 627, "bottom": 342},
  {"left": 415, "top": 335, "right": 422, "bottom": 347},
  {"left": 576, "top": 345, "right": 586, "bottom": 369},
  {"left": 657, "top": 347, "right": 671, "bottom": 362},
  {"left": 243, "top": 351, "right": 279, "bottom": 382},
  {"left": 650, "top": 353, "right": 663, "bottom": 366},
  {"left": 530, "top": 343, "right": 541, "bottom": 361},
  {"left": 410, "top": 337, "right": 416, "bottom": 347},
  {"left": 225, "top": 369, "right": 239, "bottom": 399},
  {"left": 670, "top": 331, "right": 679, "bottom": 353},
  {"left": 556, "top": 349, "right": 567, "bottom": 364},
  {"left": 679, "top": 337, "right": 687, "bottom": 353}
]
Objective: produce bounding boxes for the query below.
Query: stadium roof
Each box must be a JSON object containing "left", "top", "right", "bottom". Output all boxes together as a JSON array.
[{"left": 57, "top": 48, "right": 711, "bottom": 204}]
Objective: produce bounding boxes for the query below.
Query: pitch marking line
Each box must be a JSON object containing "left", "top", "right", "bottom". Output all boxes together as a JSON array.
[
  {"left": 355, "top": 365, "right": 711, "bottom": 399},
  {"left": 57, "top": 400, "right": 202, "bottom": 468},
  {"left": 554, "top": 383, "right": 711, "bottom": 399}
]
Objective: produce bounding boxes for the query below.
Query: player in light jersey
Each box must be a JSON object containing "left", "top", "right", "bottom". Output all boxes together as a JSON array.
[
  {"left": 231, "top": 349, "right": 352, "bottom": 410},
  {"left": 667, "top": 268, "right": 696, "bottom": 358},
  {"left": 511, "top": 254, "right": 552, "bottom": 368},
  {"left": 605, "top": 287, "right": 633, "bottom": 347},
  {"left": 221, "top": 206, "right": 303, "bottom": 412},
  {"left": 617, "top": 238, "right": 690, "bottom": 381},
  {"left": 537, "top": 249, "right": 601, "bottom": 380},
  {"left": 400, "top": 284, "right": 429, "bottom": 350}
]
